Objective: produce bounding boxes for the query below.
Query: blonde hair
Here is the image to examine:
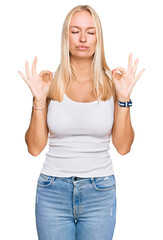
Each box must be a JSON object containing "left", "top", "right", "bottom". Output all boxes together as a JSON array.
[{"left": 47, "top": 4, "right": 115, "bottom": 103}]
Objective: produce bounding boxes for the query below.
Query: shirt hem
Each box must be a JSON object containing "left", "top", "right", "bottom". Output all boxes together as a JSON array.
[{"left": 40, "top": 169, "right": 115, "bottom": 178}]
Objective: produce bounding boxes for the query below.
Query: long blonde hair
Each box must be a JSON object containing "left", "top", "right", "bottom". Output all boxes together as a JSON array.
[{"left": 47, "top": 4, "right": 115, "bottom": 103}]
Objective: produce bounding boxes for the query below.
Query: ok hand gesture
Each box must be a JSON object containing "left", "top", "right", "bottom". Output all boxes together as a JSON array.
[
  {"left": 112, "top": 53, "right": 145, "bottom": 102},
  {"left": 18, "top": 56, "right": 53, "bottom": 102}
]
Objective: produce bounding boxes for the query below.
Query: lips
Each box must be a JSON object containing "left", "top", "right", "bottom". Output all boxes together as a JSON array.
[{"left": 76, "top": 46, "right": 89, "bottom": 50}]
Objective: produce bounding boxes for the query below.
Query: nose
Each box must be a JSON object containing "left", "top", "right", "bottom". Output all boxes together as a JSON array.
[{"left": 79, "top": 32, "right": 86, "bottom": 42}]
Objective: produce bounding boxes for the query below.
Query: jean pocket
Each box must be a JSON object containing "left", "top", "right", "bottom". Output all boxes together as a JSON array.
[
  {"left": 91, "top": 175, "right": 116, "bottom": 191},
  {"left": 37, "top": 173, "right": 55, "bottom": 188}
]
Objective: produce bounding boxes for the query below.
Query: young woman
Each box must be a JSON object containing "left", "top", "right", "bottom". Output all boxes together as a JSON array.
[{"left": 18, "top": 4, "right": 145, "bottom": 240}]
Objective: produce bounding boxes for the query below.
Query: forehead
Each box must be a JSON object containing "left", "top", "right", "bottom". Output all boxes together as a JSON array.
[{"left": 70, "top": 11, "right": 95, "bottom": 29}]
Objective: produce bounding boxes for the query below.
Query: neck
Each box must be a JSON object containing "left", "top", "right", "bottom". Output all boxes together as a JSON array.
[{"left": 70, "top": 56, "right": 92, "bottom": 83}]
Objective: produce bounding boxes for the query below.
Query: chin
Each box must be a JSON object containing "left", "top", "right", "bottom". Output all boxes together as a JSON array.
[{"left": 72, "top": 52, "right": 93, "bottom": 58}]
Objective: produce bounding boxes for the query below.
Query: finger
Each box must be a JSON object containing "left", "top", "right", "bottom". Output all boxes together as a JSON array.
[
  {"left": 135, "top": 68, "right": 146, "bottom": 81},
  {"left": 25, "top": 60, "right": 32, "bottom": 80},
  {"left": 18, "top": 71, "right": 30, "bottom": 86},
  {"left": 132, "top": 58, "right": 139, "bottom": 76},
  {"left": 39, "top": 70, "right": 53, "bottom": 77},
  {"left": 127, "top": 53, "right": 133, "bottom": 73},
  {"left": 31, "top": 56, "right": 37, "bottom": 76},
  {"left": 114, "top": 67, "right": 126, "bottom": 75}
]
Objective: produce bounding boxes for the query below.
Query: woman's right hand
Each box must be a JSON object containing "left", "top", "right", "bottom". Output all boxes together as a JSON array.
[{"left": 18, "top": 56, "right": 53, "bottom": 102}]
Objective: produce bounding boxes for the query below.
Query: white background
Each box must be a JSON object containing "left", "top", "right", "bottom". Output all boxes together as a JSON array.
[{"left": 1, "top": 0, "right": 163, "bottom": 239}]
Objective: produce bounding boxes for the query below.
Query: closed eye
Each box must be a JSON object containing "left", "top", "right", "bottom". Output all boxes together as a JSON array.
[{"left": 71, "top": 32, "right": 95, "bottom": 35}]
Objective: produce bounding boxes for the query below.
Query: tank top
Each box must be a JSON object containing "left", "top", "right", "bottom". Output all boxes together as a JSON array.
[{"left": 40, "top": 93, "right": 115, "bottom": 178}]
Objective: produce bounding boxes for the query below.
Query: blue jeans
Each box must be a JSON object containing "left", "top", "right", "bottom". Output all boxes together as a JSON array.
[{"left": 35, "top": 173, "right": 117, "bottom": 240}]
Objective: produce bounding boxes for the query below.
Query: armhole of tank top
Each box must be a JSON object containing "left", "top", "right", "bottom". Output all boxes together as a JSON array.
[
  {"left": 111, "top": 95, "right": 114, "bottom": 112},
  {"left": 47, "top": 98, "right": 52, "bottom": 110}
]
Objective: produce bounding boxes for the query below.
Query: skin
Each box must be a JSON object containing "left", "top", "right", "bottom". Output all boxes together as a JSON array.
[
  {"left": 68, "top": 10, "right": 146, "bottom": 155},
  {"left": 69, "top": 10, "right": 97, "bottom": 83},
  {"left": 18, "top": 10, "right": 145, "bottom": 155}
]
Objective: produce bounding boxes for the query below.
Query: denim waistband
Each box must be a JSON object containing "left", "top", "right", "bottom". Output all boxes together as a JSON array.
[{"left": 40, "top": 173, "right": 114, "bottom": 184}]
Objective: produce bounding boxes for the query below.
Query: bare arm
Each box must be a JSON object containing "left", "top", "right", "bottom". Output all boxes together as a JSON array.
[
  {"left": 112, "top": 97, "right": 134, "bottom": 155},
  {"left": 25, "top": 98, "right": 49, "bottom": 156},
  {"left": 111, "top": 53, "right": 145, "bottom": 155},
  {"left": 18, "top": 56, "right": 53, "bottom": 156}
]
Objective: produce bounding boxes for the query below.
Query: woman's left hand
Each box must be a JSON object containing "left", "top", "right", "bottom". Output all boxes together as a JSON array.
[{"left": 112, "top": 53, "right": 145, "bottom": 102}]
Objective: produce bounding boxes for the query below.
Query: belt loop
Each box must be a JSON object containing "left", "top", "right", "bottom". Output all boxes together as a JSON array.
[{"left": 91, "top": 177, "right": 94, "bottom": 182}]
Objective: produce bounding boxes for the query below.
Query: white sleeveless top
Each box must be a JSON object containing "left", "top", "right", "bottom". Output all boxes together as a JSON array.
[{"left": 40, "top": 93, "right": 115, "bottom": 178}]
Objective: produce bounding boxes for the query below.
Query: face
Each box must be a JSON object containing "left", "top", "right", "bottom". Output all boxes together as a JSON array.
[{"left": 69, "top": 11, "right": 97, "bottom": 59}]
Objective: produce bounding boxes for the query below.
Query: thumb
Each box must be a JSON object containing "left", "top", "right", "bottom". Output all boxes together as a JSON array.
[{"left": 39, "top": 70, "right": 52, "bottom": 77}]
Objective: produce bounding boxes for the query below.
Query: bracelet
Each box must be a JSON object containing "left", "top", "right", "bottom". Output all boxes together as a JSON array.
[
  {"left": 32, "top": 104, "right": 45, "bottom": 110},
  {"left": 32, "top": 99, "right": 46, "bottom": 110},
  {"left": 118, "top": 99, "right": 132, "bottom": 107}
]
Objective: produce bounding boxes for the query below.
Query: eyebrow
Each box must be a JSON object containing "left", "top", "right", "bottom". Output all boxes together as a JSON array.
[{"left": 70, "top": 26, "right": 95, "bottom": 30}]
